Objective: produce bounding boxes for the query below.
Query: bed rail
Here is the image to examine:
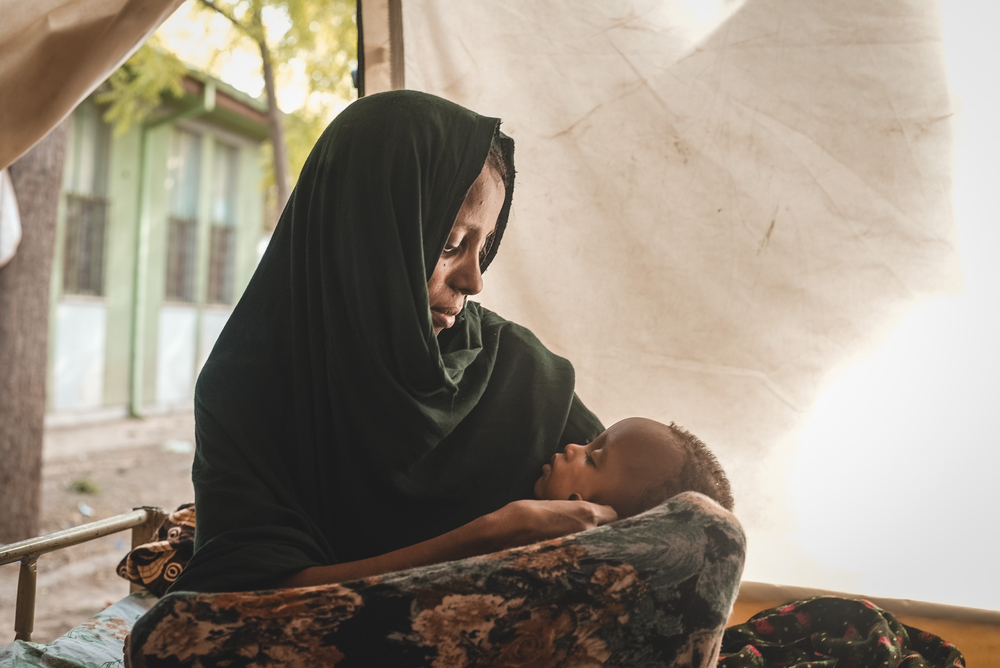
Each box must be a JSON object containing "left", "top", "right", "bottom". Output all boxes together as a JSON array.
[{"left": 0, "top": 506, "right": 167, "bottom": 642}]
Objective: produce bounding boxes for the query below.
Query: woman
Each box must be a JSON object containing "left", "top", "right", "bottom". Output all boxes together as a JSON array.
[
  {"left": 168, "top": 89, "right": 615, "bottom": 593},
  {"left": 129, "top": 91, "right": 745, "bottom": 666}
]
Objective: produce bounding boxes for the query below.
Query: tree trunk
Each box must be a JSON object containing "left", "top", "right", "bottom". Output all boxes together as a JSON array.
[
  {"left": 195, "top": 2, "right": 291, "bottom": 227},
  {"left": 0, "top": 122, "right": 68, "bottom": 544},
  {"left": 259, "top": 37, "right": 292, "bottom": 222}
]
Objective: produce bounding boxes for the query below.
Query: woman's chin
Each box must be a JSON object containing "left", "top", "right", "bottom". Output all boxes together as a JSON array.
[{"left": 431, "top": 310, "right": 455, "bottom": 333}]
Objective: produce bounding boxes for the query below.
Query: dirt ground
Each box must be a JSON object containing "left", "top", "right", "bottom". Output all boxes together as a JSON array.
[{"left": 0, "top": 412, "right": 196, "bottom": 645}]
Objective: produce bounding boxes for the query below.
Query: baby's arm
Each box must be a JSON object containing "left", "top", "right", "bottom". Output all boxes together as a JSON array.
[{"left": 278, "top": 499, "right": 617, "bottom": 588}]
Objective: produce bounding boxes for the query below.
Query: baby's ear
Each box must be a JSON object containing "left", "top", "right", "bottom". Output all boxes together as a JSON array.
[{"left": 568, "top": 493, "right": 582, "bottom": 501}]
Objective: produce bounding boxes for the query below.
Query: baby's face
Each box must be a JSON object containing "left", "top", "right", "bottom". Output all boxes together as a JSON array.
[{"left": 533, "top": 418, "right": 686, "bottom": 513}]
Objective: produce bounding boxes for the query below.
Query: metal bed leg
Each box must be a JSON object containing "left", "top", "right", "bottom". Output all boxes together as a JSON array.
[{"left": 14, "top": 556, "right": 38, "bottom": 642}]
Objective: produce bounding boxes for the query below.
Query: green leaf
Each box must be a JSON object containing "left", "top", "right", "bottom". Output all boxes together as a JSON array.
[{"left": 96, "top": 40, "right": 187, "bottom": 136}]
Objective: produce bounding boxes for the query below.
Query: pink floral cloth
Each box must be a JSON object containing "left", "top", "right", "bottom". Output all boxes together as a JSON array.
[{"left": 719, "top": 596, "right": 966, "bottom": 668}]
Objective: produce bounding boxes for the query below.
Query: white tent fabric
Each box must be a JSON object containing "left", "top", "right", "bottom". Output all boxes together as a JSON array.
[
  {"left": 393, "top": 0, "right": 1000, "bottom": 610},
  {"left": 0, "top": 0, "right": 183, "bottom": 170}
]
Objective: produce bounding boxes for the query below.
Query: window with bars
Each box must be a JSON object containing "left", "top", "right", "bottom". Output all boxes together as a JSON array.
[
  {"left": 165, "top": 215, "right": 198, "bottom": 301},
  {"left": 165, "top": 129, "right": 202, "bottom": 302},
  {"left": 207, "top": 143, "right": 239, "bottom": 304},
  {"left": 62, "top": 99, "right": 111, "bottom": 296},
  {"left": 63, "top": 194, "right": 108, "bottom": 295}
]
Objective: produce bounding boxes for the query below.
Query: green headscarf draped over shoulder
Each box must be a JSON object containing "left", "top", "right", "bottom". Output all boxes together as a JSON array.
[{"left": 172, "top": 90, "right": 603, "bottom": 593}]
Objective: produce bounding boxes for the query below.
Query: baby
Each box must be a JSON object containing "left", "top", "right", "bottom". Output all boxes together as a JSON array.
[
  {"left": 274, "top": 417, "right": 734, "bottom": 588},
  {"left": 534, "top": 417, "right": 734, "bottom": 518}
]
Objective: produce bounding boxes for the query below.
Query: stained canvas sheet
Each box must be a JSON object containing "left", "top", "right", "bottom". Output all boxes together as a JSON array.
[
  {"left": 393, "top": 0, "right": 1000, "bottom": 610},
  {"left": 0, "top": 0, "right": 183, "bottom": 170}
]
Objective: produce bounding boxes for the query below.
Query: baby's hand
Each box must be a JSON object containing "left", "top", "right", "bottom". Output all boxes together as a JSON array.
[{"left": 484, "top": 499, "right": 617, "bottom": 550}]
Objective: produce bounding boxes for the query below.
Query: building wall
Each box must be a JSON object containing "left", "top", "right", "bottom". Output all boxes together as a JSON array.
[
  {"left": 47, "top": 99, "right": 122, "bottom": 417},
  {"left": 46, "top": 97, "right": 265, "bottom": 422},
  {"left": 140, "top": 123, "right": 171, "bottom": 410},
  {"left": 234, "top": 136, "right": 263, "bottom": 297},
  {"left": 103, "top": 121, "right": 143, "bottom": 409},
  {"left": 144, "top": 119, "right": 264, "bottom": 411}
]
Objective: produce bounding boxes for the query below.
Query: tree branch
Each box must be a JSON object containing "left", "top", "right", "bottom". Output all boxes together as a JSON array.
[{"left": 197, "top": 0, "right": 254, "bottom": 38}]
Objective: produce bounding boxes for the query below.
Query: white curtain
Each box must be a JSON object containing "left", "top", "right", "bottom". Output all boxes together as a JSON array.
[{"left": 398, "top": 0, "right": 1000, "bottom": 610}]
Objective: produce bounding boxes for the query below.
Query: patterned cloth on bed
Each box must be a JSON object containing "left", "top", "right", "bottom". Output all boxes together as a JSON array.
[
  {"left": 128, "top": 492, "right": 746, "bottom": 667},
  {"left": 718, "top": 595, "right": 967, "bottom": 668},
  {"left": 0, "top": 591, "right": 156, "bottom": 668}
]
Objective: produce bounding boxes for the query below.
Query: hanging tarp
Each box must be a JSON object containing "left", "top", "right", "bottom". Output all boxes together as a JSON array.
[
  {"left": 374, "top": 0, "right": 1000, "bottom": 610},
  {"left": 0, "top": 0, "right": 183, "bottom": 170}
]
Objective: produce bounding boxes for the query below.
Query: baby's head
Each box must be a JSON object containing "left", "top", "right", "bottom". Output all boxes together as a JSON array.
[{"left": 534, "top": 417, "right": 734, "bottom": 518}]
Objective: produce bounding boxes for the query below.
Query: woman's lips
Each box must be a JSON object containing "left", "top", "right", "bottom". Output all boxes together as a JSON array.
[
  {"left": 431, "top": 306, "right": 461, "bottom": 330},
  {"left": 431, "top": 309, "right": 455, "bottom": 330}
]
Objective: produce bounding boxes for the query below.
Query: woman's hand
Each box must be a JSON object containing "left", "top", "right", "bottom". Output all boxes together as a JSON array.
[{"left": 481, "top": 499, "right": 618, "bottom": 551}]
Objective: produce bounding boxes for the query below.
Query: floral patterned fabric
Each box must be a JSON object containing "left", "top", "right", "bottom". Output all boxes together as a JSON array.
[
  {"left": 127, "top": 492, "right": 745, "bottom": 667},
  {"left": 117, "top": 504, "right": 196, "bottom": 596},
  {"left": 718, "top": 596, "right": 967, "bottom": 668}
]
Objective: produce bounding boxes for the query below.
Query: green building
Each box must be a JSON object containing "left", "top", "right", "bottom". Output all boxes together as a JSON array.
[{"left": 47, "top": 73, "right": 270, "bottom": 423}]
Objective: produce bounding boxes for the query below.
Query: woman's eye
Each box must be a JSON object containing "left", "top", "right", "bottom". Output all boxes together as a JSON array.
[
  {"left": 442, "top": 243, "right": 458, "bottom": 254},
  {"left": 585, "top": 453, "right": 596, "bottom": 467},
  {"left": 479, "top": 232, "right": 496, "bottom": 266}
]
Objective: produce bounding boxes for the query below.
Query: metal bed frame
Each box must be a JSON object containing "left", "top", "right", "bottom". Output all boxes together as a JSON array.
[{"left": 0, "top": 507, "right": 167, "bottom": 642}]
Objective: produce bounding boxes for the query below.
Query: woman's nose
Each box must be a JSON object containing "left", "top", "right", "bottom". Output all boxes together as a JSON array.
[
  {"left": 450, "top": 254, "right": 484, "bottom": 296},
  {"left": 564, "top": 443, "right": 585, "bottom": 461}
]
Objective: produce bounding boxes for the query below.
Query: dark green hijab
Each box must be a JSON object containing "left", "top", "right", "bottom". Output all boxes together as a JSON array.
[{"left": 172, "top": 91, "right": 602, "bottom": 593}]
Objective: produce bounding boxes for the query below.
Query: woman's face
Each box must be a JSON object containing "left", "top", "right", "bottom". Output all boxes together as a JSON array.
[{"left": 428, "top": 163, "right": 505, "bottom": 336}]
